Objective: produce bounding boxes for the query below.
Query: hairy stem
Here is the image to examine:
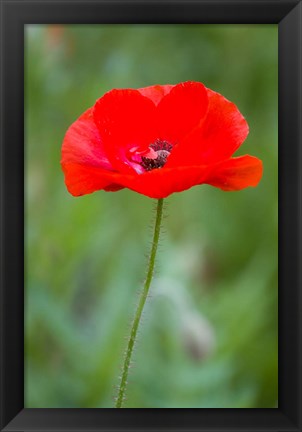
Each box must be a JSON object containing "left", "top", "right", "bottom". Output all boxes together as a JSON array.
[{"left": 115, "top": 198, "right": 164, "bottom": 408}]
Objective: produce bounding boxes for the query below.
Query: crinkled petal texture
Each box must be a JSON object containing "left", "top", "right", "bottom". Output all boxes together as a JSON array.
[{"left": 61, "top": 81, "right": 263, "bottom": 199}]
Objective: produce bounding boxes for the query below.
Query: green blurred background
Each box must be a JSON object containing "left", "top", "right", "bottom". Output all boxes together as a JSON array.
[{"left": 25, "top": 25, "right": 278, "bottom": 408}]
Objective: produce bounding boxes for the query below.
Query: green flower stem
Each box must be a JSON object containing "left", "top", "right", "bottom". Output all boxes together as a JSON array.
[{"left": 115, "top": 198, "right": 164, "bottom": 408}]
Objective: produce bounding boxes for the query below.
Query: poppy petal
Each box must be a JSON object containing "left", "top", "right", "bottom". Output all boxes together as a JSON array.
[
  {"left": 123, "top": 166, "right": 209, "bottom": 198},
  {"left": 93, "top": 89, "right": 157, "bottom": 173},
  {"left": 138, "top": 84, "right": 174, "bottom": 106},
  {"left": 166, "top": 88, "right": 249, "bottom": 167},
  {"left": 62, "top": 162, "right": 125, "bottom": 196},
  {"left": 63, "top": 155, "right": 262, "bottom": 198},
  {"left": 156, "top": 81, "right": 209, "bottom": 144},
  {"left": 62, "top": 163, "right": 208, "bottom": 199},
  {"left": 205, "top": 155, "right": 263, "bottom": 191},
  {"left": 61, "top": 108, "right": 113, "bottom": 170},
  {"left": 127, "top": 156, "right": 262, "bottom": 197}
]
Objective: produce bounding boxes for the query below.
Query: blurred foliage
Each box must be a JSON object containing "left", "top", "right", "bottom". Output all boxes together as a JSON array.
[{"left": 25, "top": 24, "right": 278, "bottom": 408}]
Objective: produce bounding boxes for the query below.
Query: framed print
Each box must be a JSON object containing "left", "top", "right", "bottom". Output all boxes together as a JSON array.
[{"left": 0, "top": 0, "right": 301, "bottom": 431}]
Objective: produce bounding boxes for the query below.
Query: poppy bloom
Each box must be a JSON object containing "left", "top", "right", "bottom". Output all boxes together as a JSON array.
[{"left": 61, "top": 81, "right": 262, "bottom": 199}]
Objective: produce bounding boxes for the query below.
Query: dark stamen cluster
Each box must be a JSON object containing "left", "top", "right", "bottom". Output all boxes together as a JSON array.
[
  {"left": 141, "top": 139, "right": 173, "bottom": 171},
  {"left": 149, "top": 139, "right": 173, "bottom": 153}
]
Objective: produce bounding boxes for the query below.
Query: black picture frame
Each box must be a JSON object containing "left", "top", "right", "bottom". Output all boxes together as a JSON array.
[{"left": 0, "top": 0, "right": 301, "bottom": 431}]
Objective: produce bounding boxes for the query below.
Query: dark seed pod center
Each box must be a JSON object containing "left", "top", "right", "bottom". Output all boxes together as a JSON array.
[{"left": 141, "top": 139, "right": 173, "bottom": 171}]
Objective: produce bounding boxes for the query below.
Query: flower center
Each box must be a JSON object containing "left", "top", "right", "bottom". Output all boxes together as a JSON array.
[{"left": 140, "top": 139, "right": 173, "bottom": 171}]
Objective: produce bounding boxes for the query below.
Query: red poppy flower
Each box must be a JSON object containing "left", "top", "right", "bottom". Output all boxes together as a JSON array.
[{"left": 61, "top": 81, "right": 262, "bottom": 199}]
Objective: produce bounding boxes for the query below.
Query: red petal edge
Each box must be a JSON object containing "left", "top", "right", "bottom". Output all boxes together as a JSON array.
[
  {"left": 62, "top": 155, "right": 262, "bottom": 199},
  {"left": 61, "top": 108, "right": 113, "bottom": 170},
  {"left": 205, "top": 155, "right": 263, "bottom": 191},
  {"left": 138, "top": 84, "right": 174, "bottom": 106},
  {"left": 166, "top": 88, "right": 249, "bottom": 168}
]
